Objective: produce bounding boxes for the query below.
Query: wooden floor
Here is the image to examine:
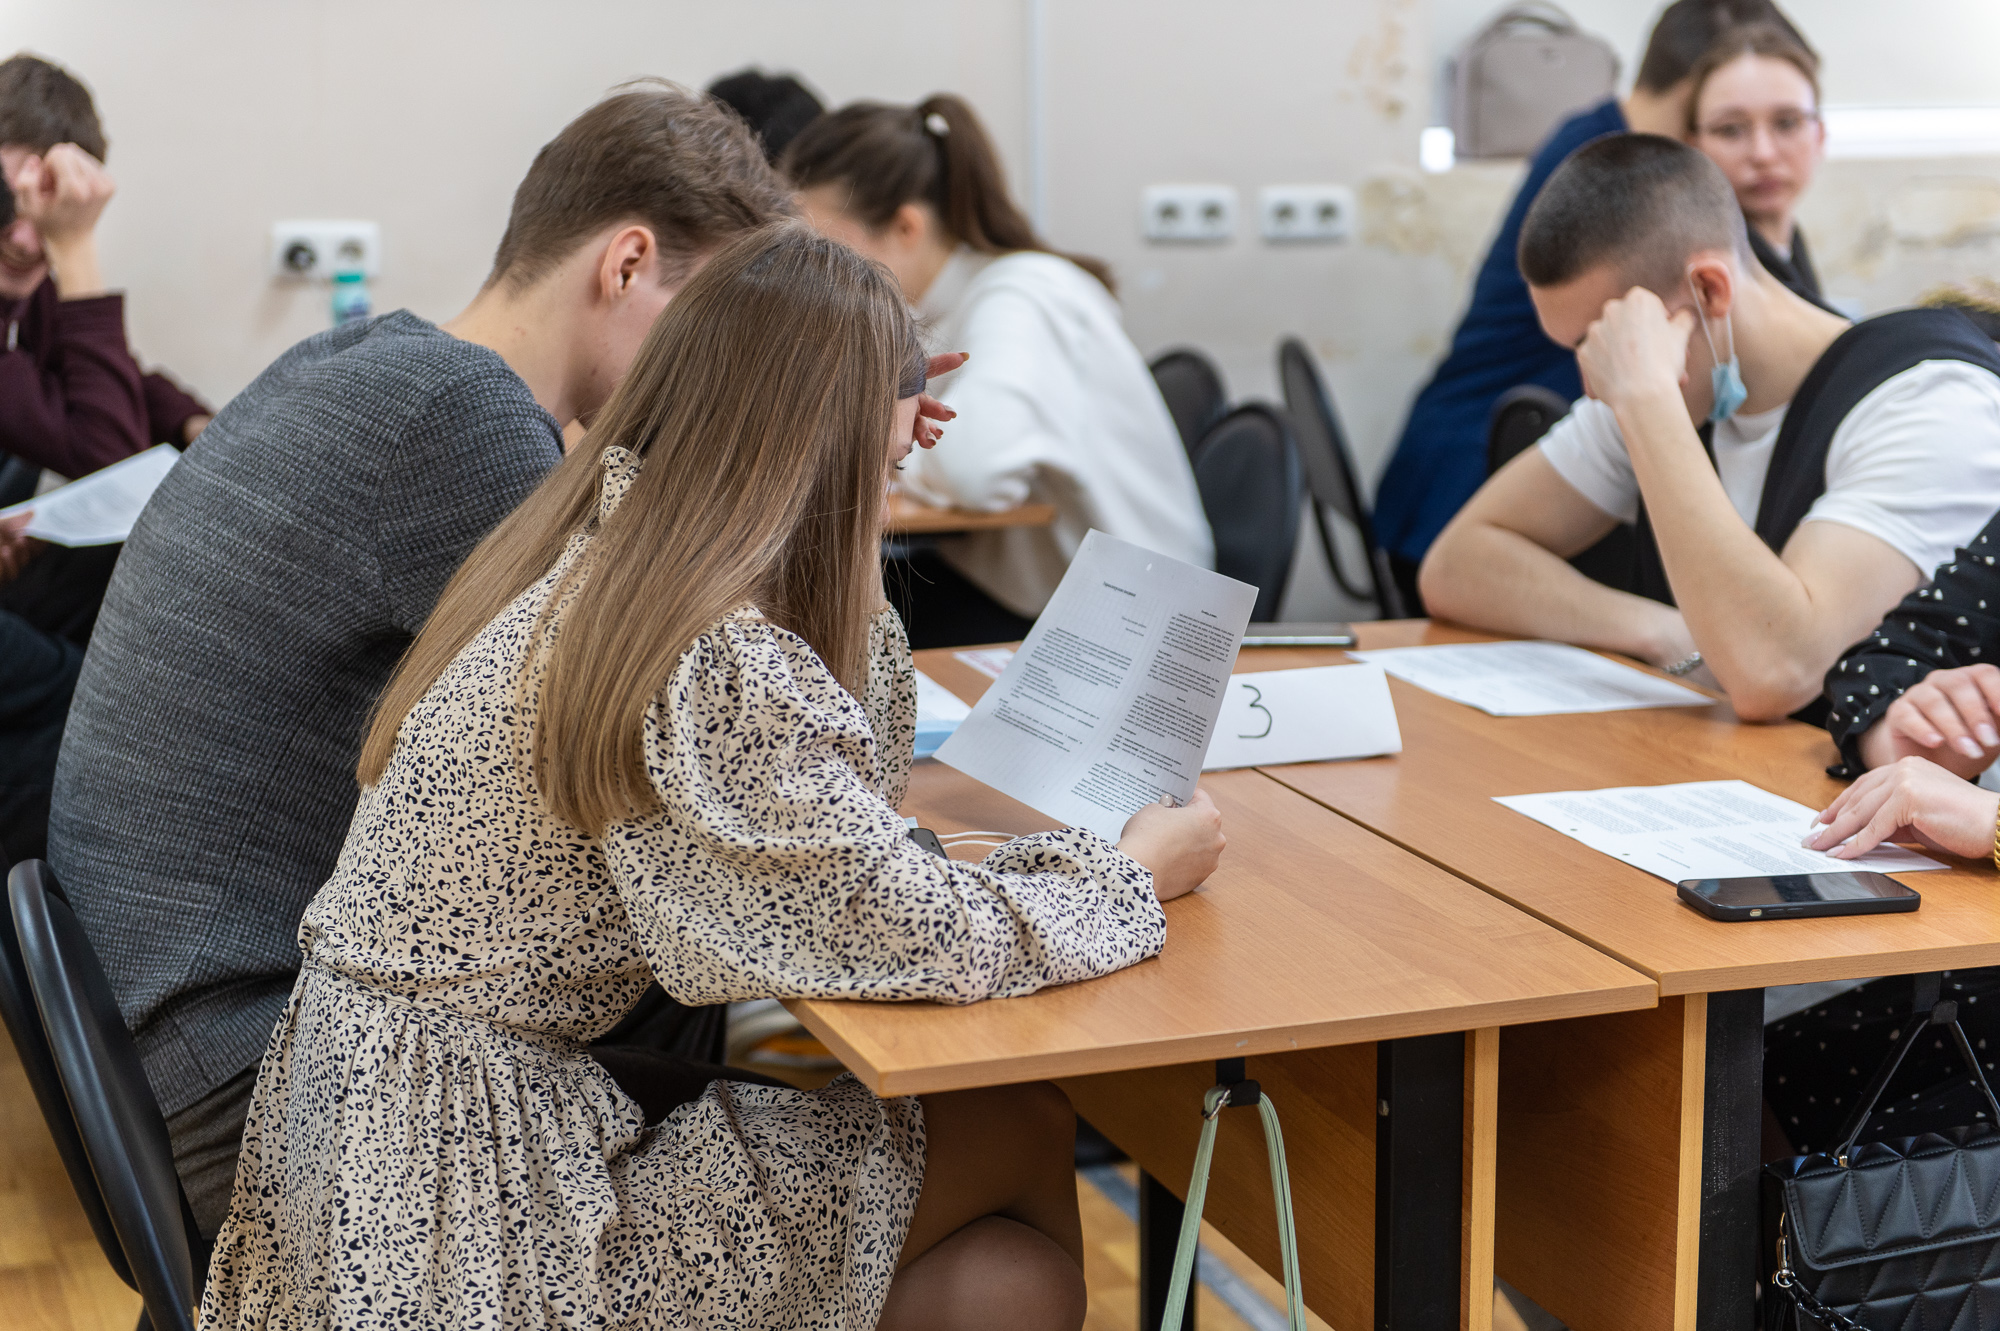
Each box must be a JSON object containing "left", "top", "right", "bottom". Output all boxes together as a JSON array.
[
  {"left": 0, "top": 1024, "right": 140, "bottom": 1331},
  {"left": 0, "top": 1021, "right": 1333, "bottom": 1330}
]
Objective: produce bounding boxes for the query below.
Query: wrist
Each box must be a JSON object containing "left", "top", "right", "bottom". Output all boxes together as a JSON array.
[{"left": 43, "top": 233, "right": 105, "bottom": 299}]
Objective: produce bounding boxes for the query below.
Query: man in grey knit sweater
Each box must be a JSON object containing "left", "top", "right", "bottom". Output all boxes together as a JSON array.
[{"left": 48, "top": 85, "right": 789, "bottom": 1236}]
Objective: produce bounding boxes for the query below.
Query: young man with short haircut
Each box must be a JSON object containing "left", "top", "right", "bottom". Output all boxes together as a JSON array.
[
  {"left": 1420, "top": 134, "right": 2000, "bottom": 722},
  {"left": 0, "top": 52, "right": 209, "bottom": 863},
  {"left": 49, "top": 83, "right": 791, "bottom": 1236},
  {"left": 1371, "top": 0, "right": 1815, "bottom": 608}
]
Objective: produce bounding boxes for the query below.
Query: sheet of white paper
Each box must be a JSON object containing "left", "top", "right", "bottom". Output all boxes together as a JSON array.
[
  {"left": 0, "top": 443, "right": 179, "bottom": 546},
  {"left": 934, "top": 530, "right": 1257, "bottom": 842},
  {"left": 1493, "top": 779, "right": 1944, "bottom": 882},
  {"left": 914, "top": 670, "right": 971, "bottom": 723},
  {"left": 1202, "top": 664, "right": 1402, "bottom": 770},
  {"left": 953, "top": 648, "right": 1015, "bottom": 680},
  {"left": 1351, "top": 640, "right": 1712, "bottom": 716}
]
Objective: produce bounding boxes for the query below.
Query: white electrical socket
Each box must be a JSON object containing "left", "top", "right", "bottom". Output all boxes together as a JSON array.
[
  {"left": 1140, "top": 185, "right": 1237, "bottom": 243},
  {"left": 1257, "top": 186, "right": 1355, "bottom": 243},
  {"left": 269, "top": 220, "right": 380, "bottom": 279}
]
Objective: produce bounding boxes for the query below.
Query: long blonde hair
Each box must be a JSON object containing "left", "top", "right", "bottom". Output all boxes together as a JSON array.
[{"left": 357, "top": 221, "right": 920, "bottom": 831}]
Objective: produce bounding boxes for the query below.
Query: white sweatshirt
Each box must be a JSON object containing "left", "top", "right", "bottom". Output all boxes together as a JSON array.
[{"left": 899, "top": 248, "right": 1214, "bottom": 617}]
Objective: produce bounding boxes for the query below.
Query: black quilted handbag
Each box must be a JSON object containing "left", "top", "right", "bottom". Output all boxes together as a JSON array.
[{"left": 1763, "top": 976, "right": 2000, "bottom": 1330}]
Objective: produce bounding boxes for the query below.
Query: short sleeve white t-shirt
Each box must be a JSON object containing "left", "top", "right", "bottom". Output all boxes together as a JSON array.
[{"left": 1538, "top": 360, "right": 2000, "bottom": 578}]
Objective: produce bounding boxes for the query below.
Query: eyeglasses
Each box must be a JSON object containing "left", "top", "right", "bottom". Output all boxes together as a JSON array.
[{"left": 1696, "top": 109, "right": 1820, "bottom": 147}]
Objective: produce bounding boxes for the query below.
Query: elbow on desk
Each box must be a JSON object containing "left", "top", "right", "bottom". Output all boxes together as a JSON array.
[
  {"left": 1415, "top": 537, "right": 1481, "bottom": 628},
  {"left": 1715, "top": 661, "right": 1825, "bottom": 724}
]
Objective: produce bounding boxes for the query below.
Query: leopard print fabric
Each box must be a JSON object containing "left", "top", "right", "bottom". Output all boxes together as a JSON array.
[{"left": 199, "top": 446, "right": 1165, "bottom": 1330}]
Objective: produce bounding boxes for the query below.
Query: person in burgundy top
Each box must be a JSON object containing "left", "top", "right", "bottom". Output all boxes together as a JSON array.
[{"left": 0, "top": 53, "right": 209, "bottom": 863}]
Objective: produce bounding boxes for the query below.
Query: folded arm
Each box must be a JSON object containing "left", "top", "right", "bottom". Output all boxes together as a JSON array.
[{"left": 1419, "top": 446, "right": 1693, "bottom": 666}]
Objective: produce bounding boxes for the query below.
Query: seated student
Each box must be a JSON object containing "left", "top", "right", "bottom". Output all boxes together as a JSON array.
[
  {"left": 784, "top": 94, "right": 1212, "bottom": 649},
  {"left": 706, "top": 67, "right": 824, "bottom": 164},
  {"left": 1686, "top": 22, "right": 1826, "bottom": 302},
  {"left": 1753, "top": 524, "right": 2000, "bottom": 1153},
  {"left": 0, "top": 52, "right": 209, "bottom": 863},
  {"left": 1372, "top": 0, "right": 1815, "bottom": 610},
  {"left": 48, "top": 84, "right": 791, "bottom": 1240},
  {"left": 1419, "top": 134, "right": 2000, "bottom": 723},
  {"left": 198, "top": 222, "right": 1225, "bottom": 1331}
]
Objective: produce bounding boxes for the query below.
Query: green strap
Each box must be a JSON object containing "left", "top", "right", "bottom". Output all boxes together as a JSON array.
[{"left": 1157, "top": 1085, "right": 1308, "bottom": 1331}]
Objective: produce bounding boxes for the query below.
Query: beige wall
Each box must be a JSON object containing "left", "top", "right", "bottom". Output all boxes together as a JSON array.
[{"left": 8, "top": 0, "right": 1999, "bottom": 618}]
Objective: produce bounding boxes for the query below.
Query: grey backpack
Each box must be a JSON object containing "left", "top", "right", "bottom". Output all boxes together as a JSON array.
[{"left": 1449, "top": 3, "right": 1620, "bottom": 159}]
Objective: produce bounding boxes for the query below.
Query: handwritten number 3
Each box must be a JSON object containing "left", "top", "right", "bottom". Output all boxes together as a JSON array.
[{"left": 1238, "top": 683, "right": 1272, "bottom": 740}]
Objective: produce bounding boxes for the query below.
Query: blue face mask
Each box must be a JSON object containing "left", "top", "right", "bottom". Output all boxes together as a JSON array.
[{"left": 1688, "top": 273, "right": 1747, "bottom": 423}]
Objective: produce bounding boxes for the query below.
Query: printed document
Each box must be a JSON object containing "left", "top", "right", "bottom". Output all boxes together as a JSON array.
[
  {"left": 1494, "top": 780, "right": 1943, "bottom": 882},
  {"left": 1352, "top": 640, "right": 1711, "bottom": 716},
  {"left": 0, "top": 443, "right": 179, "bottom": 546},
  {"left": 913, "top": 669, "right": 971, "bottom": 758},
  {"left": 1202, "top": 664, "right": 1401, "bottom": 770},
  {"left": 934, "top": 531, "right": 1257, "bottom": 842}
]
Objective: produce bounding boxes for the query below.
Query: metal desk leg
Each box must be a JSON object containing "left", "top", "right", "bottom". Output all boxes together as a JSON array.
[
  {"left": 1697, "top": 988, "right": 1764, "bottom": 1330},
  {"left": 1139, "top": 1169, "right": 1195, "bottom": 1330},
  {"left": 1377, "top": 1032, "right": 1465, "bottom": 1331}
]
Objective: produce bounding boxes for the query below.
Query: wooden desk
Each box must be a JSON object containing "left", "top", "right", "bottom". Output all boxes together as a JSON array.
[
  {"left": 794, "top": 648, "right": 1653, "bottom": 1330},
  {"left": 1252, "top": 621, "right": 2000, "bottom": 1331},
  {"left": 886, "top": 492, "right": 1057, "bottom": 534}
]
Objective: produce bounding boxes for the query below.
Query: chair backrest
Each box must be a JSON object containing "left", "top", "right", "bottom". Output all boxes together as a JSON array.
[
  {"left": 0, "top": 454, "right": 40, "bottom": 509},
  {"left": 0, "top": 864, "right": 136, "bottom": 1290},
  {"left": 1191, "top": 404, "right": 1303, "bottom": 622},
  {"left": 10, "top": 860, "right": 197, "bottom": 1331},
  {"left": 1149, "top": 348, "right": 1229, "bottom": 459},
  {"left": 1277, "top": 337, "right": 1405, "bottom": 617},
  {"left": 1486, "top": 383, "right": 1572, "bottom": 477}
]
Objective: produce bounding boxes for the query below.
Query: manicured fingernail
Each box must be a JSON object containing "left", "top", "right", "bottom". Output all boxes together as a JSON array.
[
  {"left": 1959, "top": 737, "right": 1985, "bottom": 759},
  {"left": 1978, "top": 725, "right": 1998, "bottom": 747}
]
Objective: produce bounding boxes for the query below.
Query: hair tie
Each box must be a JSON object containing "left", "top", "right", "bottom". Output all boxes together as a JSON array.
[{"left": 924, "top": 111, "right": 949, "bottom": 137}]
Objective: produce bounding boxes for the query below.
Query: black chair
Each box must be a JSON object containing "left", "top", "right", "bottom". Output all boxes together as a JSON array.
[
  {"left": 1483, "top": 384, "right": 1638, "bottom": 591},
  {"left": 11, "top": 860, "right": 200, "bottom": 1331},
  {"left": 1149, "top": 347, "right": 1229, "bottom": 459},
  {"left": 1276, "top": 337, "right": 1405, "bottom": 618},
  {"left": 0, "top": 863, "right": 140, "bottom": 1295},
  {"left": 0, "top": 454, "right": 38, "bottom": 509},
  {"left": 1191, "top": 404, "right": 1303, "bottom": 622},
  {"left": 1484, "top": 383, "right": 1572, "bottom": 477}
]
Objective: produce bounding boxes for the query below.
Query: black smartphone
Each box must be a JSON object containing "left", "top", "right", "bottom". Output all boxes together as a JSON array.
[
  {"left": 1677, "top": 871, "right": 1920, "bottom": 921},
  {"left": 907, "top": 826, "right": 948, "bottom": 859},
  {"left": 1240, "top": 622, "right": 1356, "bottom": 648}
]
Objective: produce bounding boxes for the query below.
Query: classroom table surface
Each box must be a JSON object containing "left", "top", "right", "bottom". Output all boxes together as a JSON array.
[
  {"left": 1253, "top": 620, "right": 2000, "bottom": 997},
  {"left": 786, "top": 649, "right": 1654, "bottom": 1098},
  {"left": 885, "top": 491, "right": 1057, "bottom": 534}
]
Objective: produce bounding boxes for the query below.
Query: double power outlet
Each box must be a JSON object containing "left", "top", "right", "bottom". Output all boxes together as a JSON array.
[{"left": 1141, "top": 184, "right": 1355, "bottom": 245}]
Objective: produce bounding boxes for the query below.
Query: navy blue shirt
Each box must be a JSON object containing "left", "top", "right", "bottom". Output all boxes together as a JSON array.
[{"left": 1373, "top": 98, "right": 1627, "bottom": 564}]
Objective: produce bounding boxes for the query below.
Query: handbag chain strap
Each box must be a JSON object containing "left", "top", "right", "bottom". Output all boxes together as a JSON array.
[
  {"left": 1772, "top": 1215, "right": 1874, "bottom": 1331},
  {"left": 1831, "top": 973, "right": 2000, "bottom": 1166},
  {"left": 1158, "top": 1070, "right": 1307, "bottom": 1331}
]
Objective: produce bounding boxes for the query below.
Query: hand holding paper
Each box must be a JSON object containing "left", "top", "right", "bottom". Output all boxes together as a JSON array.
[
  {"left": 934, "top": 530, "right": 1257, "bottom": 842},
  {"left": 0, "top": 443, "right": 180, "bottom": 547}
]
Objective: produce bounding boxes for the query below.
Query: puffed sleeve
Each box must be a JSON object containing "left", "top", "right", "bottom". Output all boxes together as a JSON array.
[
  {"left": 1825, "top": 518, "right": 2000, "bottom": 776},
  {"left": 600, "top": 612, "right": 1165, "bottom": 1006},
  {"left": 862, "top": 606, "right": 916, "bottom": 809}
]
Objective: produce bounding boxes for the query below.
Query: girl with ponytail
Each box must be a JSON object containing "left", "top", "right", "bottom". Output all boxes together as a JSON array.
[{"left": 784, "top": 93, "right": 1213, "bottom": 647}]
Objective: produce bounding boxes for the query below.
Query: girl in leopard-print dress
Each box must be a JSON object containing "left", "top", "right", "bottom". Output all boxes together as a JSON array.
[{"left": 199, "top": 224, "right": 1225, "bottom": 1331}]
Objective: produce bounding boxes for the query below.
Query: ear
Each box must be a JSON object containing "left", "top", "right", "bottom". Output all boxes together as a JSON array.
[
  {"left": 596, "top": 224, "right": 658, "bottom": 303},
  {"left": 1686, "top": 252, "right": 1738, "bottom": 320},
  {"left": 887, "top": 202, "right": 931, "bottom": 251}
]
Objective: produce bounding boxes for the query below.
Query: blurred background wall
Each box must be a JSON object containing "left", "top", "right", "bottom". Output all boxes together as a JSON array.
[{"left": 5, "top": 0, "right": 1996, "bottom": 617}]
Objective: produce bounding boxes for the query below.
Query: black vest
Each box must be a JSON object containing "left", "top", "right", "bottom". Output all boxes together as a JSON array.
[{"left": 1628, "top": 307, "right": 2000, "bottom": 720}]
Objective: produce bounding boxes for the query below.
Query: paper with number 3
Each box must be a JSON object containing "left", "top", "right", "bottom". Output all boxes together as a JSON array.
[{"left": 1201, "top": 664, "right": 1403, "bottom": 770}]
